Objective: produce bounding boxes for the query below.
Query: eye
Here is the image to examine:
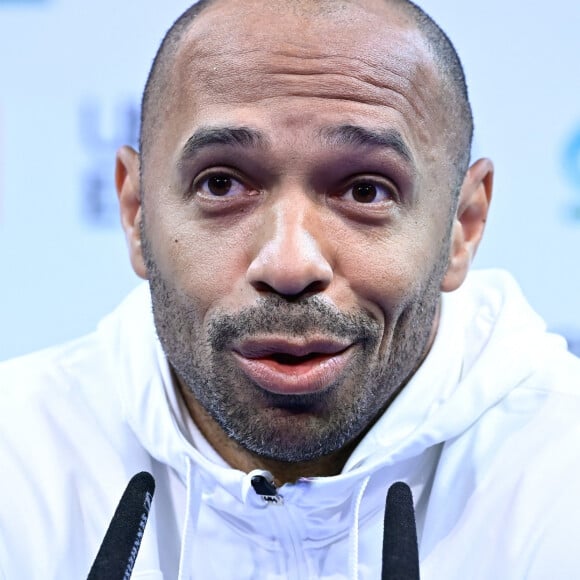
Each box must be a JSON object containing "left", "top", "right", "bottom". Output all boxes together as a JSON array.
[
  {"left": 342, "top": 179, "right": 397, "bottom": 204},
  {"left": 194, "top": 171, "right": 252, "bottom": 198}
]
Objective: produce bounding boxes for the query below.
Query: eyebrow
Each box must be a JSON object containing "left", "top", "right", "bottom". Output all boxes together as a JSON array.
[
  {"left": 178, "top": 126, "right": 267, "bottom": 167},
  {"left": 319, "top": 124, "right": 414, "bottom": 165},
  {"left": 177, "top": 123, "right": 414, "bottom": 168}
]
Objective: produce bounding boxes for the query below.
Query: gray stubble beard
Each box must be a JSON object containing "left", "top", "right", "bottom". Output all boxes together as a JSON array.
[{"left": 141, "top": 221, "right": 443, "bottom": 463}]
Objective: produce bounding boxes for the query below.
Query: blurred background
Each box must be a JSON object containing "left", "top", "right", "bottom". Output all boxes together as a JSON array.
[{"left": 1, "top": 0, "right": 579, "bottom": 359}]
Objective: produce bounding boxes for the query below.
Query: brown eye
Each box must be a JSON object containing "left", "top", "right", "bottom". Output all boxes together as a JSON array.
[
  {"left": 343, "top": 179, "right": 397, "bottom": 204},
  {"left": 207, "top": 174, "right": 232, "bottom": 196},
  {"left": 195, "top": 172, "right": 255, "bottom": 200},
  {"left": 351, "top": 183, "right": 378, "bottom": 203}
]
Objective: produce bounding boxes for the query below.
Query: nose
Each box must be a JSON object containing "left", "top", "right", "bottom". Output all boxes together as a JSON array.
[{"left": 246, "top": 196, "right": 333, "bottom": 297}]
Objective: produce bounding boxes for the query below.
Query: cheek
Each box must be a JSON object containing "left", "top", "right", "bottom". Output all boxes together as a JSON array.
[
  {"left": 339, "top": 227, "right": 442, "bottom": 317},
  {"left": 149, "top": 210, "right": 256, "bottom": 310}
]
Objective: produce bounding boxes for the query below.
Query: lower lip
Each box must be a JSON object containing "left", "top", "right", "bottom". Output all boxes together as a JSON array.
[{"left": 232, "top": 349, "right": 352, "bottom": 395}]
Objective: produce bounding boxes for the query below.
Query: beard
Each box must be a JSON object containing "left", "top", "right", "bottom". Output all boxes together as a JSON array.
[{"left": 142, "top": 229, "right": 443, "bottom": 464}]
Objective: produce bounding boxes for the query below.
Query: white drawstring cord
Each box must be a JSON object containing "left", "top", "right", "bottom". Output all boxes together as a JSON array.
[
  {"left": 177, "top": 457, "right": 193, "bottom": 580},
  {"left": 348, "top": 475, "right": 371, "bottom": 580},
  {"left": 177, "top": 456, "right": 204, "bottom": 580}
]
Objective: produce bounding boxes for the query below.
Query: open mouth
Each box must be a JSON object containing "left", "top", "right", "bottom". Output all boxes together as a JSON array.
[
  {"left": 267, "top": 352, "right": 329, "bottom": 365},
  {"left": 232, "top": 340, "right": 353, "bottom": 395}
]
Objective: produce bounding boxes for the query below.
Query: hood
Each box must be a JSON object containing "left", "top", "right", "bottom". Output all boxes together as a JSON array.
[
  {"left": 107, "top": 269, "right": 558, "bottom": 479},
  {"left": 97, "top": 268, "right": 565, "bottom": 578}
]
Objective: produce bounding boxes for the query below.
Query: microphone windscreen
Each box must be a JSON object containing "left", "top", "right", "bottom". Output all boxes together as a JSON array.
[
  {"left": 382, "top": 481, "right": 420, "bottom": 580},
  {"left": 87, "top": 471, "right": 155, "bottom": 580}
]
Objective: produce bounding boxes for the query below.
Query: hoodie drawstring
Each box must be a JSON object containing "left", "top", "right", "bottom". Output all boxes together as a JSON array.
[
  {"left": 178, "top": 456, "right": 203, "bottom": 580},
  {"left": 348, "top": 475, "right": 371, "bottom": 580}
]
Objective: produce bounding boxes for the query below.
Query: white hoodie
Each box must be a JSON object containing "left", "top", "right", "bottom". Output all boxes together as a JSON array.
[{"left": 1, "top": 269, "right": 580, "bottom": 580}]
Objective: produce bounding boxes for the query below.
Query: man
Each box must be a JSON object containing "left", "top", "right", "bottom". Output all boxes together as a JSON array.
[{"left": 2, "top": 0, "right": 580, "bottom": 578}]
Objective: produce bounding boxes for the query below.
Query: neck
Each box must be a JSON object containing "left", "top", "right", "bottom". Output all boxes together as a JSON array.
[
  {"left": 175, "top": 300, "right": 441, "bottom": 485},
  {"left": 178, "top": 381, "right": 359, "bottom": 485}
]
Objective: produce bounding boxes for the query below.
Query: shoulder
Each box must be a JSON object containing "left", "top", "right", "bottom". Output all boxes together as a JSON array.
[
  {"left": 0, "top": 330, "right": 130, "bottom": 490},
  {"left": 0, "top": 282, "right": 155, "bottom": 425},
  {"left": 0, "top": 282, "right": 159, "bottom": 456},
  {"left": 0, "top": 331, "right": 119, "bottom": 434},
  {"left": 0, "top": 285, "right": 159, "bottom": 578}
]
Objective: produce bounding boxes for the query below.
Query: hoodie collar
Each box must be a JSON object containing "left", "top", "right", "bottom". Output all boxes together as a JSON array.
[{"left": 114, "top": 270, "right": 549, "bottom": 501}]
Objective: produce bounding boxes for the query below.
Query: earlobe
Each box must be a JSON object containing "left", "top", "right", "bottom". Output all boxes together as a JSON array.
[
  {"left": 441, "top": 158, "right": 494, "bottom": 292},
  {"left": 115, "top": 145, "right": 148, "bottom": 280}
]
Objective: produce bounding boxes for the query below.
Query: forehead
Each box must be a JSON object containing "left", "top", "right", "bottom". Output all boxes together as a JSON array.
[
  {"left": 148, "top": 0, "right": 447, "bottom": 178},
  {"left": 177, "top": 0, "right": 437, "bottom": 100}
]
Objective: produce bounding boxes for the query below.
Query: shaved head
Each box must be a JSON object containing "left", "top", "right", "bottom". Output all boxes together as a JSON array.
[{"left": 139, "top": 0, "right": 473, "bottom": 193}]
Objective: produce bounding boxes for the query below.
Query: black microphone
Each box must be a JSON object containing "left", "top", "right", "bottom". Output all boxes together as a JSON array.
[
  {"left": 87, "top": 471, "right": 156, "bottom": 580},
  {"left": 382, "top": 481, "right": 420, "bottom": 580}
]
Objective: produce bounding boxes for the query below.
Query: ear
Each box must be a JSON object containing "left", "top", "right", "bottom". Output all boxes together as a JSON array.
[
  {"left": 115, "top": 145, "right": 148, "bottom": 279},
  {"left": 440, "top": 158, "right": 494, "bottom": 292}
]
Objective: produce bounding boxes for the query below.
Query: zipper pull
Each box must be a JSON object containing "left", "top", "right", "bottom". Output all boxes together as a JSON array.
[{"left": 251, "top": 474, "right": 284, "bottom": 505}]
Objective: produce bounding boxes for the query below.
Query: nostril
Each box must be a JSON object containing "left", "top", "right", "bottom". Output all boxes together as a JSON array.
[
  {"left": 251, "top": 281, "right": 277, "bottom": 294},
  {"left": 251, "top": 279, "right": 329, "bottom": 299},
  {"left": 302, "top": 279, "right": 328, "bottom": 295}
]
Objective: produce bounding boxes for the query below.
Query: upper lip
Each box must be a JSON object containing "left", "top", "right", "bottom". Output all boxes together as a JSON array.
[{"left": 233, "top": 337, "right": 352, "bottom": 359}]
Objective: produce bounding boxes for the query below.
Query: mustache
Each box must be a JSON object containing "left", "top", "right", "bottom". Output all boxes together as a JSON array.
[{"left": 208, "top": 295, "right": 380, "bottom": 350}]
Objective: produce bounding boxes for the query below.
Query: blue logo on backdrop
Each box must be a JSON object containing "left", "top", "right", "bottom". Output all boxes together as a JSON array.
[
  {"left": 80, "top": 100, "right": 139, "bottom": 227},
  {"left": 563, "top": 126, "right": 580, "bottom": 222}
]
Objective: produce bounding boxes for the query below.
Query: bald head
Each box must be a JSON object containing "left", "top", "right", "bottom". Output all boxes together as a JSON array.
[{"left": 140, "top": 0, "right": 473, "bottom": 193}]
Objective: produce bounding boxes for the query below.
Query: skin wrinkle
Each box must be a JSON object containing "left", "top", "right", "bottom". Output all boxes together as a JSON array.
[
  {"left": 179, "top": 9, "right": 438, "bottom": 119},
  {"left": 140, "top": 0, "right": 473, "bottom": 193},
  {"left": 148, "top": 19, "right": 444, "bottom": 195},
  {"left": 190, "top": 51, "right": 433, "bottom": 116},
  {"left": 171, "top": 45, "right": 442, "bottom": 188},
  {"left": 167, "top": 94, "right": 436, "bottom": 203}
]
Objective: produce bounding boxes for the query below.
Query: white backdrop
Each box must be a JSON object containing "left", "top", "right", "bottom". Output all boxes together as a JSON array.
[{"left": 1, "top": 0, "right": 579, "bottom": 359}]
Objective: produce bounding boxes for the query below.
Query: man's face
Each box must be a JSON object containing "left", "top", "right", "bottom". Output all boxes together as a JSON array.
[{"left": 138, "top": 0, "right": 460, "bottom": 463}]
